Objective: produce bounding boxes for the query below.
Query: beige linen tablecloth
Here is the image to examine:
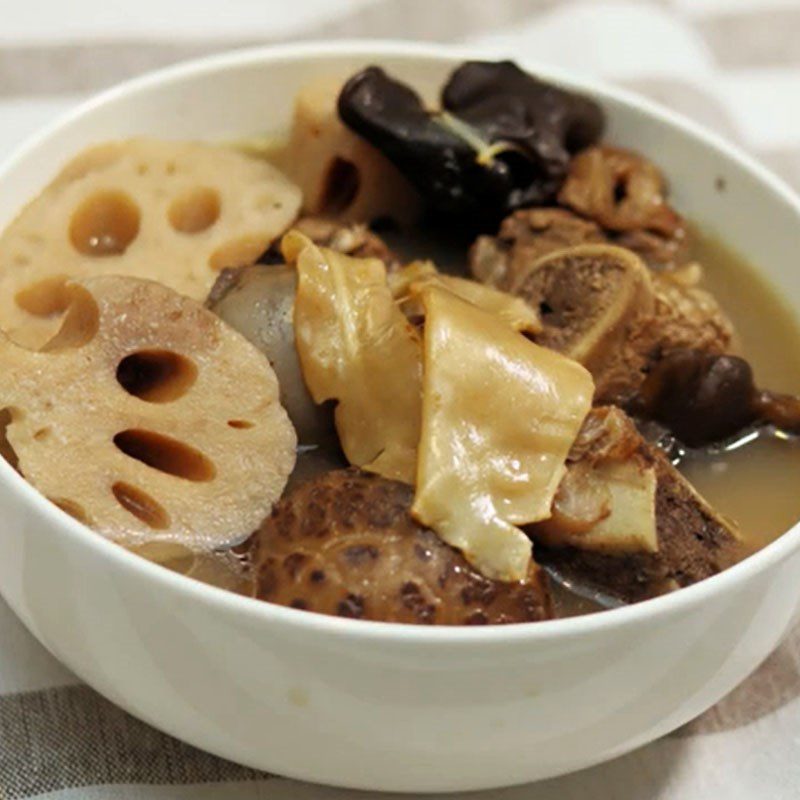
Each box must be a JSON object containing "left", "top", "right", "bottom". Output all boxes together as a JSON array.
[{"left": 1, "top": 1, "right": 800, "bottom": 797}]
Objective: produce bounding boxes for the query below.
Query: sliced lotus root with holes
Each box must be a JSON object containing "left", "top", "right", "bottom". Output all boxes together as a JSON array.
[
  {"left": 285, "top": 76, "right": 421, "bottom": 225},
  {"left": 0, "top": 138, "right": 301, "bottom": 348},
  {"left": 0, "top": 275, "right": 296, "bottom": 549}
]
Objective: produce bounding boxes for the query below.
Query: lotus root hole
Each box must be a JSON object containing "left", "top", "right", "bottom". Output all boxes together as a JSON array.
[
  {"left": 320, "top": 157, "right": 360, "bottom": 214},
  {"left": 0, "top": 409, "right": 19, "bottom": 470},
  {"left": 117, "top": 350, "right": 198, "bottom": 403},
  {"left": 113, "top": 429, "right": 216, "bottom": 482},
  {"left": 15, "top": 275, "right": 71, "bottom": 317},
  {"left": 227, "top": 420, "right": 254, "bottom": 429},
  {"left": 49, "top": 497, "right": 90, "bottom": 525},
  {"left": 112, "top": 481, "right": 171, "bottom": 530},
  {"left": 168, "top": 187, "right": 221, "bottom": 234},
  {"left": 69, "top": 190, "right": 141, "bottom": 256},
  {"left": 209, "top": 236, "right": 267, "bottom": 272}
]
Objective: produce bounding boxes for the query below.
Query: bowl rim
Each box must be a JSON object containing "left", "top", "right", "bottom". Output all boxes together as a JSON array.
[{"left": 2, "top": 38, "right": 799, "bottom": 646}]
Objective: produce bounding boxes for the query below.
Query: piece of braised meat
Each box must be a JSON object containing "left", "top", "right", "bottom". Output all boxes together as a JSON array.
[
  {"left": 251, "top": 468, "right": 552, "bottom": 625},
  {"left": 510, "top": 244, "right": 654, "bottom": 404},
  {"left": 471, "top": 240, "right": 734, "bottom": 405},
  {"left": 557, "top": 145, "right": 688, "bottom": 270},
  {"left": 257, "top": 215, "right": 398, "bottom": 268},
  {"left": 647, "top": 273, "right": 735, "bottom": 359},
  {"left": 558, "top": 146, "right": 684, "bottom": 234},
  {"left": 470, "top": 205, "right": 688, "bottom": 288},
  {"left": 469, "top": 208, "right": 606, "bottom": 289},
  {"left": 532, "top": 407, "right": 745, "bottom": 604},
  {"left": 615, "top": 229, "right": 690, "bottom": 272}
]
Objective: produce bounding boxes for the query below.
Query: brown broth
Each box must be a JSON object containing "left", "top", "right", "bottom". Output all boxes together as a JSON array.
[
  {"left": 693, "top": 231, "right": 800, "bottom": 394},
  {"left": 131, "top": 542, "right": 254, "bottom": 595},
  {"left": 681, "top": 434, "right": 800, "bottom": 551},
  {"left": 681, "top": 230, "right": 800, "bottom": 549}
]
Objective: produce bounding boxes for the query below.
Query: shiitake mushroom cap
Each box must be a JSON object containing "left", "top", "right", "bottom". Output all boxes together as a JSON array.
[{"left": 251, "top": 468, "right": 551, "bottom": 625}]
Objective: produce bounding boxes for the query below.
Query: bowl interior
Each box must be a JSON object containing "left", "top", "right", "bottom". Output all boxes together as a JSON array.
[{"left": 1, "top": 41, "right": 799, "bottom": 637}]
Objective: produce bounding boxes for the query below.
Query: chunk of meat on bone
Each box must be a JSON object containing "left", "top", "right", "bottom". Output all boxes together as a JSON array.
[
  {"left": 252, "top": 468, "right": 552, "bottom": 625},
  {"left": 615, "top": 228, "right": 690, "bottom": 272},
  {"left": 531, "top": 407, "right": 744, "bottom": 603},
  {"left": 553, "top": 146, "right": 688, "bottom": 269},
  {"left": 469, "top": 205, "right": 688, "bottom": 292},
  {"left": 508, "top": 244, "right": 654, "bottom": 403},
  {"left": 534, "top": 407, "right": 658, "bottom": 553},
  {"left": 646, "top": 273, "right": 736, "bottom": 358},
  {"left": 469, "top": 208, "right": 606, "bottom": 289},
  {"left": 486, "top": 243, "right": 734, "bottom": 404}
]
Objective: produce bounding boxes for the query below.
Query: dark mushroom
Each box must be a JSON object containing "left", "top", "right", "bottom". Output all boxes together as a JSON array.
[
  {"left": 442, "top": 60, "right": 604, "bottom": 204},
  {"left": 636, "top": 348, "right": 800, "bottom": 447},
  {"left": 252, "top": 468, "right": 551, "bottom": 625},
  {"left": 637, "top": 350, "right": 757, "bottom": 447},
  {"left": 755, "top": 390, "right": 800, "bottom": 433},
  {"left": 337, "top": 61, "right": 604, "bottom": 229}
]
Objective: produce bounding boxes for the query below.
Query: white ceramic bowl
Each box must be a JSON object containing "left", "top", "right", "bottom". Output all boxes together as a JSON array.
[{"left": 1, "top": 41, "right": 800, "bottom": 794}]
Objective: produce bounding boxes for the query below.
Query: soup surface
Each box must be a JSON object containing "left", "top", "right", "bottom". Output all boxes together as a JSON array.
[{"left": 682, "top": 230, "right": 800, "bottom": 551}]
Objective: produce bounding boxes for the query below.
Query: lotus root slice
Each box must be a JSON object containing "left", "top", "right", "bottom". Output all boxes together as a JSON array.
[
  {"left": 0, "top": 275, "right": 296, "bottom": 549},
  {"left": 0, "top": 138, "right": 301, "bottom": 348}
]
